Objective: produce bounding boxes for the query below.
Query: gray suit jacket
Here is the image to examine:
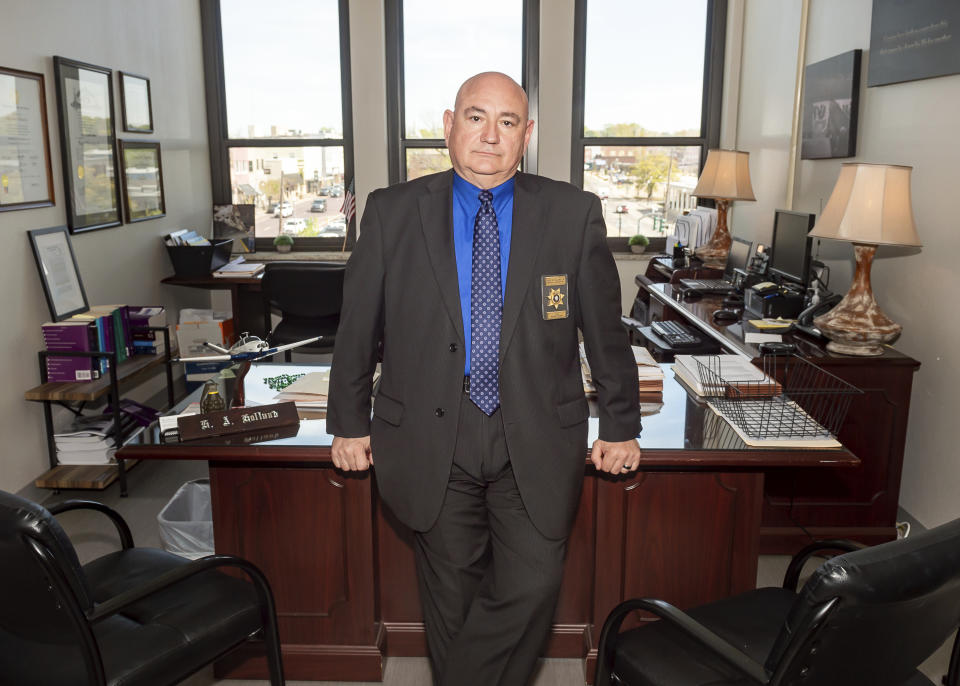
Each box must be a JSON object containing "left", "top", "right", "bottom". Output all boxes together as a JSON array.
[{"left": 327, "top": 170, "right": 640, "bottom": 540}]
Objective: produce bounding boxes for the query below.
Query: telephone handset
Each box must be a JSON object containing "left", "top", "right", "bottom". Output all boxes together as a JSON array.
[{"left": 797, "top": 294, "right": 842, "bottom": 327}]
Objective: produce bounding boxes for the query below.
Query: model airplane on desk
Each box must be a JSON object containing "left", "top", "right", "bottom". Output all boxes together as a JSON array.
[{"left": 176, "top": 333, "right": 324, "bottom": 363}]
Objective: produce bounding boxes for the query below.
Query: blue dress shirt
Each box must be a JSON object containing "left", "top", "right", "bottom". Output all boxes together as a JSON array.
[{"left": 452, "top": 173, "right": 514, "bottom": 375}]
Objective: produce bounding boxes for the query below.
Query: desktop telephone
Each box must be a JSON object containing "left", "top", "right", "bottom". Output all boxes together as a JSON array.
[
  {"left": 797, "top": 293, "right": 842, "bottom": 328},
  {"left": 748, "top": 244, "right": 769, "bottom": 275}
]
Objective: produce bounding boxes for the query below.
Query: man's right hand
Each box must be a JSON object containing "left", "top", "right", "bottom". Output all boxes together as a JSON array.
[{"left": 331, "top": 435, "right": 373, "bottom": 471}]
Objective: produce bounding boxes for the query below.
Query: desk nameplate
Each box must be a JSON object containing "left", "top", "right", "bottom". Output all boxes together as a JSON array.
[{"left": 178, "top": 401, "right": 299, "bottom": 440}]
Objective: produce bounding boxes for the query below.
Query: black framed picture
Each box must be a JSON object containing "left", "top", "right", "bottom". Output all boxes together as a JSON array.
[
  {"left": 801, "top": 50, "right": 862, "bottom": 160},
  {"left": 0, "top": 66, "right": 55, "bottom": 211},
  {"left": 120, "top": 140, "right": 165, "bottom": 222},
  {"left": 27, "top": 226, "right": 89, "bottom": 321},
  {"left": 118, "top": 71, "right": 153, "bottom": 133},
  {"left": 53, "top": 56, "right": 122, "bottom": 233}
]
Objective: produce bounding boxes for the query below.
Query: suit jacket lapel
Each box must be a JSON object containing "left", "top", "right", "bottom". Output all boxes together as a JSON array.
[
  {"left": 500, "top": 172, "right": 544, "bottom": 363},
  {"left": 418, "top": 170, "right": 464, "bottom": 344}
]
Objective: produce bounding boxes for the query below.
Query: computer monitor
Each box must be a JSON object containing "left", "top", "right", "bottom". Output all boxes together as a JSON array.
[
  {"left": 769, "top": 210, "right": 815, "bottom": 287},
  {"left": 724, "top": 236, "right": 754, "bottom": 280}
]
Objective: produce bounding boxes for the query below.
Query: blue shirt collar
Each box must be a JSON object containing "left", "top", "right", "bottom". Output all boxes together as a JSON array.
[{"left": 452, "top": 172, "right": 515, "bottom": 204}]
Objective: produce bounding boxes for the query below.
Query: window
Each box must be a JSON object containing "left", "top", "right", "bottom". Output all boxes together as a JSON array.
[
  {"left": 201, "top": 0, "right": 354, "bottom": 250},
  {"left": 572, "top": 0, "right": 726, "bottom": 247},
  {"left": 386, "top": 0, "right": 538, "bottom": 184}
]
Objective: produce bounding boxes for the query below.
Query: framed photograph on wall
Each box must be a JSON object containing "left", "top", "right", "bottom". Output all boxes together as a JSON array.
[
  {"left": 801, "top": 49, "right": 862, "bottom": 160},
  {"left": 53, "top": 56, "right": 122, "bottom": 233},
  {"left": 0, "top": 66, "right": 55, "bottom": 211},
  {"left": 118, "top": 71, "right": 153, "bottom": 133},
  {"left": 213, "top": 204, "right": 255, "bottom": 253},
  {"left": 120, "top": 140, "right": 165, "bottom": 222},
  {"left": 27, "top": 225, "right": 89, "bottom": 321}
]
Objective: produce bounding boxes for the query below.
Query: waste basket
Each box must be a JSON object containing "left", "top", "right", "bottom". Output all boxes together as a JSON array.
[{"left": 157, "top": 479, "right": 215, "bottom": 559}]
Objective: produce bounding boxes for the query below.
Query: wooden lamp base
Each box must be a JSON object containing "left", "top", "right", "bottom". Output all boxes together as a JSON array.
[
  {"left": 694, "top": 199, "right": 731, "bottom": 267},
  {"left": 813, "top": 243, "right": 901, "bottom": 356}
]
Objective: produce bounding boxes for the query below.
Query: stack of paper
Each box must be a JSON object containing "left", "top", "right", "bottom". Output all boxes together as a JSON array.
[
  {"left": 672, "top": 354, "right": 781, "bottom": 398},
  {"left": 55, "top": 417, "right": 117, "bottom": 465},
  {"left": 158, "top": 402, "right": 201, "bottom": 434},
  {"left": 213, "top": 257, "right": 265, "bottom": 278},
  {"left": 273, "top": 370, "right": 330, "bottom": 408},
  {"left": 579, "top": 343, "right": 665, "bottom": 396}
]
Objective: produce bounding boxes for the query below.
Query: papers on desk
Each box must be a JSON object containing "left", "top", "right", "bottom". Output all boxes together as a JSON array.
[
  {"left": 706, "top": 400, "right": 840, "bottom": 448},
  {"left": 672, "top": 355, "right": 780, "bottom": 398},
  {"left": 749, "top": 318, "right": 794, "bottom": 330},
  {"left": 273, "top": 370, "right": 330, "bottom": 408},
  {"left": 580, "top": 343, "right": 664, "bottom": 395},
  {"left": 158, "top": 402, "right": 201, "bottom": 434},
  {"left": 213, "top": 257, "right": 264, "bottom": 278},
  {"left": 744, "top": 333, "right": 783, "bottom": 344}
]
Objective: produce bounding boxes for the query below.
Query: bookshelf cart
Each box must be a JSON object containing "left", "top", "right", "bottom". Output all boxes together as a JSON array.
[{"left": 25, "top": 327, "right": 175, "bottom": 496}]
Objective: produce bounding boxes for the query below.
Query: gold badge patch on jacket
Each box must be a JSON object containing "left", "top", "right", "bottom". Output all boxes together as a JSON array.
[{"left": 541, "top": 274, "right": 569, "bottom": 320}]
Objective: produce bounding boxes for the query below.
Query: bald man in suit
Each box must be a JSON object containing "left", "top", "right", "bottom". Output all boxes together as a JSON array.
[{"left": 328, "top": 72, "right": 641, "bottom": 686}]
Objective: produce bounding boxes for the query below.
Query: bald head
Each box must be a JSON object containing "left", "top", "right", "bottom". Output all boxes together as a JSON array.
[{"left": 443, "top": 72, "right": 534, "bottom": 189}]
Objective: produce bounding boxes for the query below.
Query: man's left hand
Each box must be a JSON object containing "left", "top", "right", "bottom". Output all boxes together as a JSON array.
[{"left": 590, "top": 438, "right": 642, "bottom": 475}]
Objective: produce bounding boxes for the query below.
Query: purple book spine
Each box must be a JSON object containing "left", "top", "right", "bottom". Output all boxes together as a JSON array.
[{"left": 42, "top": 323, "right": 97, "bottom": 382}]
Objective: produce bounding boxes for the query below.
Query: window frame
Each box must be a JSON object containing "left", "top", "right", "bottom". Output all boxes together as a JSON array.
[
  {"left": 385, "top": 0, "right": 540, "bottom": 186},
  {"left": 200, "top": 0, "right": 356, "bottom": 252},
  {"left": 571, "top": 0, "right": 727, "bottom": 251}
]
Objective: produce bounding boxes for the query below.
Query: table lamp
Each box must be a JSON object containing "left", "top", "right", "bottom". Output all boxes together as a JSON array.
[
  {"left": 692, "top": 149, "right": 756, "bottom": 266},
  {"left": 808, "top": 162, "right": 921, "bottom": 356}
]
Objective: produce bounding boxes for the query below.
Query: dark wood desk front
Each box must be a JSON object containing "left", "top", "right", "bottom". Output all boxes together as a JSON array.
[
  {"left": 645, "top": 282, "right": 920, "bottom": 552},
  {"left": 120, "top": 363, "right": 856, "bottom": 683}
]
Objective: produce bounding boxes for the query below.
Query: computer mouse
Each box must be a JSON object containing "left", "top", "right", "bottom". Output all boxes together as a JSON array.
[
  {"left": 722, "top": 295, "right": 744, "bottom": 308},
  {"left": 682, "top": 289, "right": 703, "bottom": 301},
  {"left": 712, "top": 309, "right": 739, "bottom": 322}
]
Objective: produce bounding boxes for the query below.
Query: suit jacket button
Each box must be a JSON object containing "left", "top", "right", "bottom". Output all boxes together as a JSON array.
[
  {"left": 449, "top": 343, "right": 458, "bottom": 352},
  {"left": 435, "top": 408, "right": 445, "bottom": 418}
]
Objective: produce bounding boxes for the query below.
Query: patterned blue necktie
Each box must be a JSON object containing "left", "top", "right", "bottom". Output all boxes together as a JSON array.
[{"left": 470, "top": 189, "right": 502, "bottom": 416}]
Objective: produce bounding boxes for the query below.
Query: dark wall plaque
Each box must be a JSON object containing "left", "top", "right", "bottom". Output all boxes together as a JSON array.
[{"left": 868, "top": 0, "right": 960, "bottom": 86}]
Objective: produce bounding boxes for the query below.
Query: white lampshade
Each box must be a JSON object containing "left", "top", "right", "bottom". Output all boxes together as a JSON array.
[
  {"left": 809, "top": 163, "right": 922, "bottom": 247},
  {"left": 692, "top": 149, "right": 756, "bottom": 201}
]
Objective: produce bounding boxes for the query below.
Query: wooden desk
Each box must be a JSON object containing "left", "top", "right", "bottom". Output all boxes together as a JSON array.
[
  {"left": 120, "top": 363, "right": 856, "bottom": 683},
  {"left": 645, "top": 282, "right": 920, "bottom": 551}
]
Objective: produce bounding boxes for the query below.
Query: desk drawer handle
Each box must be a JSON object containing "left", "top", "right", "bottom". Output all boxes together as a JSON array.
[
  {"left": 328, "top": 477, "right": 344, "bottom": 489},
  {"left": 624, "top": 480, "right": 640, "bottom": 491}
]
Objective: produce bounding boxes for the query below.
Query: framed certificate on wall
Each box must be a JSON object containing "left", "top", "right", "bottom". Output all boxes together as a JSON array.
[
  {"left": 53, "top": 56, "right": 123, "bottom": 233},
  {"left": 0, "top": 66, "right": 55, "bottom": 211}
]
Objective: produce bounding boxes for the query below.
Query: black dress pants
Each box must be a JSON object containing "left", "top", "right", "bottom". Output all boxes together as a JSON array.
[{"left": 414, "top": 394, "right": 568, "bottom": 686}]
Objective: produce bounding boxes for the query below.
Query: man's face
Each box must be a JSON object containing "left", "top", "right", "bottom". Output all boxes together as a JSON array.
[{"left": 443, "top": 73, "right": 535, "bottom": 189}]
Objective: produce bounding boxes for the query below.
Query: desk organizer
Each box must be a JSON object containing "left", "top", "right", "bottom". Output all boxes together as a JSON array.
[
  {"left": 695, "top": 355, "right": 862, "bottom": 441},
  {"left": 165, "top": 239, "right": 233, "bottom": 278}
]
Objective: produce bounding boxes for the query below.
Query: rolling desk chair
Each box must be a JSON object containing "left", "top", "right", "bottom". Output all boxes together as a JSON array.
[
  {"left": 0, "top": 490, "right": 285, "bottom": 685},
  {"left": 595, "top": 517, "right": 960, "bottom": 686},
  {"left": 262, "top": 261, "right": 345, "bottom": 361}
]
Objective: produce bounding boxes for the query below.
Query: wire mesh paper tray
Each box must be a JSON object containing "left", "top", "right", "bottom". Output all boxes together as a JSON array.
[{"left": 693, "top": 355, "right": 862, "bottom": 441}]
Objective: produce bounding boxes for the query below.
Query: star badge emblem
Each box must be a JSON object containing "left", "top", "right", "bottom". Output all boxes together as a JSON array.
[{"left": 548, "top": 288, "right": 565, "bottom": 309}]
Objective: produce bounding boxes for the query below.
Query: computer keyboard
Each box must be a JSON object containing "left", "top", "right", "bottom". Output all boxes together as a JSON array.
[{"left": 651, "top": 320, "right": 703, "bottom": 347}]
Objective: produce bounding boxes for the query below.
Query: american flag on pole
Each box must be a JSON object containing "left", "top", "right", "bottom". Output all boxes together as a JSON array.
[{"left": 340, "top": 179, "right": 356, "bottom": 225}]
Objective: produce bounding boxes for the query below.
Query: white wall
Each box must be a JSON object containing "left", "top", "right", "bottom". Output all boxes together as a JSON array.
[
  {"left": 735, "top": 0, "right": 960, "bottom": 527},
  {"left": 0, "top": 0, "right": 211, "bottom": 495}
]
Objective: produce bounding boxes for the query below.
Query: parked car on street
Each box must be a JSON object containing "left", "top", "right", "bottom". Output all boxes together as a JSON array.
[
  {"left": 310, "top": 198, "right": 327, "bottom": 212},
  {"left": 282, "top": 217, "right": 306, "bottom": 234},
  {"left": 615, "top": 204, "right": 629, "bottom": 213},
  {"left": 273, "top": 201, "right": 293, "bottom": 218},
  {"left": 328, "top": 184, "right": 343, "bottom": 197},
  {"left": 318, "top": 219, "right": 346, "bottom": 237}
]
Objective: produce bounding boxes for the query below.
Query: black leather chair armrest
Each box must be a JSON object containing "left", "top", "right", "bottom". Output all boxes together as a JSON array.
[
  {"left": 595, "top": 598, "right": 770, "bottom": 686},
  {"left": 48, "top": 500, "right": 134, "bottom": 550},
  {"left": 782, "top": 539, "right": 866, "bottom": 591},
  {"left": 86, "top": 554, "right": 276, "bottom": 626}
]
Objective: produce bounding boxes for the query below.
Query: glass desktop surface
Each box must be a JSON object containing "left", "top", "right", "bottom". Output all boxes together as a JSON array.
[{"left": 134, "top": 361, "right": 824, "bottom": 454}]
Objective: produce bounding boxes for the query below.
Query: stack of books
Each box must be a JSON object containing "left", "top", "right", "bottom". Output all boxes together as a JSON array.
[
  {"left": 672, "top": 354, "right": 781, "bottom": 398},
  {"left": 42, "top": 305, "right": 169, "bottom": 382},
  {"left": 213, "top": 257, "right": 265, "bottom": 278}
]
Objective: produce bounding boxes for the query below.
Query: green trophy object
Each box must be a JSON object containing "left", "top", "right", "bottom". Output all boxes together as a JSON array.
[{"left": 199, "top": 379, "right": 226, "bottom": 413}]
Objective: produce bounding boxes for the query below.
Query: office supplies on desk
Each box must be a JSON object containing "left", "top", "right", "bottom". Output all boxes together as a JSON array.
[
  {"left": 712, "top": 309, "right": 739, "bottom": 322},
  {"left": 651, "top": 320, "right": 703, "bottom": 347},
  {"left": 745, "top": 333, "right": 784, "bottom": 344},
  {"left": 581, "top": 343, "right": 664, "bottom": 394},
  {"left": 679, "top": 236, "right": 754, "bottom": 293},
  {"left": 213, "top": 257, "right": 264, "bottom": 278},
  {"left": 673, "top": 354, "right": 779, "bottom": 398}
]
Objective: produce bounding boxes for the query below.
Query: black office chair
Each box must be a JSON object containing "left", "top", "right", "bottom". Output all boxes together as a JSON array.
[
  {"left": 261, "top": 261, "right": 345, "bottom": 360},
  {"left": 0, "top": 490, "right": 284, "bottom": 685},
  {"left": 596, "top": 518, "right": 960, "bottom": 686}
]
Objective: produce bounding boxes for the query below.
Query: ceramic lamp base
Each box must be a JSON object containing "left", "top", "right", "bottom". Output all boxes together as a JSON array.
[
  {"left": 693, "top": 199, "right": 731, "bottom": 268},
  {"left": 813, "top": 244, "right": 900, "bottom": 357}
]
